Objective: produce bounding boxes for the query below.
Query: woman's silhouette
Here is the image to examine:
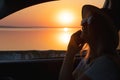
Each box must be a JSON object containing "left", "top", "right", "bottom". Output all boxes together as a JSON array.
[{"left": 59, "top": 5, "right": 120, "bottom": 80}]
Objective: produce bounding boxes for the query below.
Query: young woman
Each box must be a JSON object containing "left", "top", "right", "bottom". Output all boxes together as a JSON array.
[{"left": 59, "top": 5, "right": 120, "bottom": 80}]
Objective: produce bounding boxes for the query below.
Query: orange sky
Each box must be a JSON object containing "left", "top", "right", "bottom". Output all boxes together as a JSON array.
[
  {"left": 0, "top": 0, "right": 106, "bottom": 51},
  {"left": 0, "top": 0, "right": 105, "bottom": 27}
]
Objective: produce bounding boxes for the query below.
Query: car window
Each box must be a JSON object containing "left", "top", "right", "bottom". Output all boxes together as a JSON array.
[
  {"left": 0, "top": 0, "right": 120, "bottom": 59},
  {"left": 1, "top": 0, "right": 119, "bottom": 60},
  {"left": 0, "top": 0, "right": 105, "bottom": 50}
]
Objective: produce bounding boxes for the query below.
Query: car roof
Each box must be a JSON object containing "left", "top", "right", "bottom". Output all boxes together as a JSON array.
[{"left": 0, "top": 0, "right": 56, "bottom": 19}]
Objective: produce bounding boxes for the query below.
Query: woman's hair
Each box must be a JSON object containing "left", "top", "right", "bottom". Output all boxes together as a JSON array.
[{"left": 88, "top": 13, "right": 119, "bottom": 53}]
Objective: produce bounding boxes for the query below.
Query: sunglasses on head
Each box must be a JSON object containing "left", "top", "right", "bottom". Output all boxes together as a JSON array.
[{"left": 81, "top": 16, "right": 93, "bottom": 31}]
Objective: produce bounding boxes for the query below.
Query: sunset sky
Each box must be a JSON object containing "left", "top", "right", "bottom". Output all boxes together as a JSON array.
[{"left": 0, "top": 0, "right": 106, "bottom": 51}]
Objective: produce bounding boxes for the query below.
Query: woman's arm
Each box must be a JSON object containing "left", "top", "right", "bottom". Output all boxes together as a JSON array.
[
  {"left": 58, "top": 52, "right": 75, "bottom": 80},
  {"left": 59, "top": 30, "right": 84, "bottom": 80}
]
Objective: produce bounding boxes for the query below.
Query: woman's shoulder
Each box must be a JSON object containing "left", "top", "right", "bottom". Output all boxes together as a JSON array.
[{"left": 84, "top": 55, "right": 120, "bottom": 80}]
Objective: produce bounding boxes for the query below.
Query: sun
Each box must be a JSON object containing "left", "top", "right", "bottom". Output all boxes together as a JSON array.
[{"left": 57, "top": 10, "right": 75, "bottom": 26}]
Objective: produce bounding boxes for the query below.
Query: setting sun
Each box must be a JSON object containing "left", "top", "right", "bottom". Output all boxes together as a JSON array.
[{"left": 57, "top": 10, "right": 75, "bottom": 26}]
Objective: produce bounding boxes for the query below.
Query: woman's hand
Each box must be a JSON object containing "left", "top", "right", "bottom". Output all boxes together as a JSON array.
[{"left": 67, "top": 30, "right": 85, "bottom": 56}]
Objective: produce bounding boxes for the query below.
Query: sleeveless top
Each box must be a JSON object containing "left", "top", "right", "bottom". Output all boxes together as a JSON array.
[{"left": 73, "top": 55, "right": 120, "bottom": 80}]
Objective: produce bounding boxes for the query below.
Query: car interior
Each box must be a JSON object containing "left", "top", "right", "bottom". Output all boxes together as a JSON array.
[{"left": 0, "top": 0, "right": 119, "bottom": 80}]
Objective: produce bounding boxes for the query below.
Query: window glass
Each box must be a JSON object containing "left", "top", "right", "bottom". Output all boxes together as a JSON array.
[{"left": 0, "top": 0, "right": 106, "bottom": 52}]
